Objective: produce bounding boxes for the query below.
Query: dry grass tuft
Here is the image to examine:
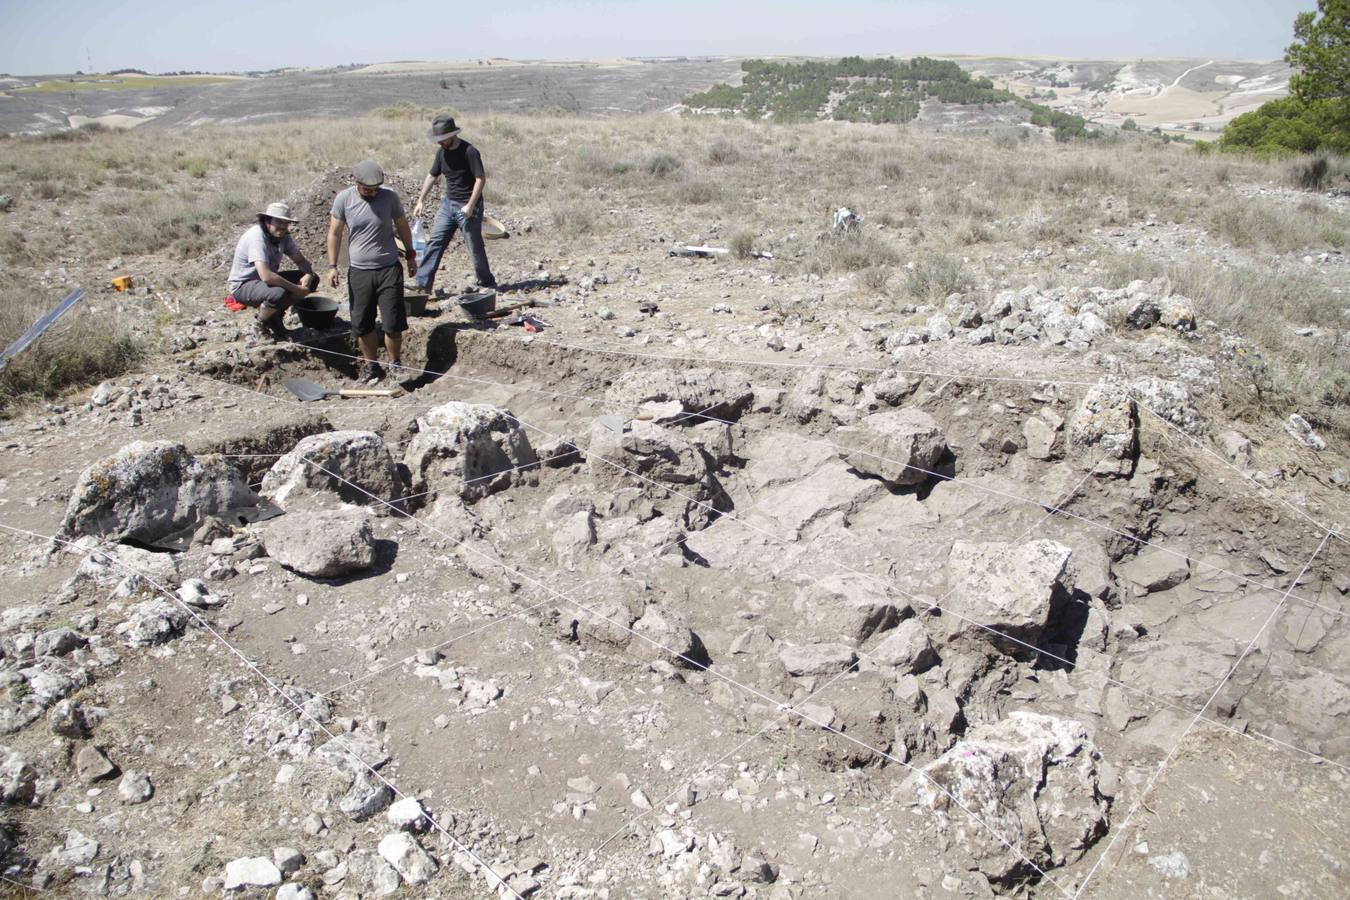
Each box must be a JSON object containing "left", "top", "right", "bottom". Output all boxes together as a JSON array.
[
  {"left": 0, "top": 286, "right": 143, "bottom": 413},
  {"left": 904, "top": 252, "right": 972, "bottom": 302}
]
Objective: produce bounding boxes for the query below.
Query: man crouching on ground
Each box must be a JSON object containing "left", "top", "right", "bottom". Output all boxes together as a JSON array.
[
  {"left": 326, "top": 160, "right": 417, "bottom": 384},
  {"left": 227, "top": 202, "right": 319, "bottom": 341}
]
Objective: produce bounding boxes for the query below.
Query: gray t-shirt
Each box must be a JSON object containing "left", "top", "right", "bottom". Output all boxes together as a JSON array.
[
  {"left": 331, "top": 186, "right": 405, "bottom": 270},
  {"left": 228, "top": 224, "right": 300, "bottom": 291}
]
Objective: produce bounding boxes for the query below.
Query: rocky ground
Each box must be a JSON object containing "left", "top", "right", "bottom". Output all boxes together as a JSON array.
[{"left": 0, "top": 124, "right": 1348, "bottom": 899}]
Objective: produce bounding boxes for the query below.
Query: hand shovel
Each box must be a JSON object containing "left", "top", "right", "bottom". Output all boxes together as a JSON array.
[{"left": 284, "top": 377, "right": 400, "bottom": 402}]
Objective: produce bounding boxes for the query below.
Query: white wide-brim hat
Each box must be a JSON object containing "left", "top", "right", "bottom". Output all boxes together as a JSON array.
[{"left": 260, "top": 202, "right": 298, "bottom": 222}]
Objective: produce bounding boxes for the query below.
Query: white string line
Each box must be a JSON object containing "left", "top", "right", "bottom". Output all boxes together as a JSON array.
[
  {"left": 0, "top": 521, "right": 524, "bottom": 900},
  {"left": 274, "top": 340, "right": 1346, "bottom": 620},
  {"left": 1136, "top": 402, "right": 1347, "bottom": 546},
  {"left": 560, "top": 450, "right": 1107, "bottom": 889},
  {"left": 1070, "top": 531, "right": 1333, "bottom": 900},
  {"left": 288, "top": 455, "right": 1073, "bottom": 895},
  {"left": 186, "top": 343, "right": 1350, "bottom": 776}
]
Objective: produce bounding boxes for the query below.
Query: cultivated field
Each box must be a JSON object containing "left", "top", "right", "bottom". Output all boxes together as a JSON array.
[{"left": 0, "top": 108, "right": 1346, "bottom": 899}]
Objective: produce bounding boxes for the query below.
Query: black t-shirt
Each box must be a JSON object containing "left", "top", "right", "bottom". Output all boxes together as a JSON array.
[{"left": 430, "top": 141, "right": 486, "bottom": 204}]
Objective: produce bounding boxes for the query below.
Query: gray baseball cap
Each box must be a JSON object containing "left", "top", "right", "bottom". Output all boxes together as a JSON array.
[{"left": 353, "top": 159, "right": 384, "bottom": 186}]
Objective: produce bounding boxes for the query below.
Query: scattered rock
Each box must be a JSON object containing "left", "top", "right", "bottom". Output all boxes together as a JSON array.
[
  {"left": 1022, "top": 409, "right": 1064, "bottom": 461},
  {"left": 1148, "top": 849, "right": 1192, "bottom": 880},
  {"left": 117, "top": 770, "right": 153, "bottom": 804},
  {"left": 778, "top": 642, "right": 858, "bottom": 677},
  {"left": 630, "top": 607, "right": 710, "bottom": 669},
  {"left": 263, "top": 508, "right": 377, "bottom": 578},
  {"left": 378, "top": 831, "right": 438, "bottom": 884},
  {"left": 587, "top": 418, "right": 725, "bottom": 527},
  {"left": 75, "top": 745, "right": 118, "bottom": 784},
  {"left": 347, "top": 848, "right": 401, "bottom": 895},
  {"left": 0, "top": 749, "right": 37, "bottom": 804},
  {"left": 273, "top": 847, "right": 305, "bottom": 877},
  {"left": 1284, "top": 414, "right": 1326, "bottom": 452},
  {"left": 606, "top": 368, "right": 754, "bottom": 422},
  {"left": 115, "top": 599, "right": 190, "bottom": 647},
  {"left": 47, "top": 700, "right": 103, "bottom": 739},
  {"left": 223, "top": 856, "right": 282, "bottom": 891},
  {"left": 386, "top": 797, "right": 430, "bottom": 831},
  {"left": 1115, "top": 548, "right": 1190, "bottom": 593},
  {"left": 867, "top": 619, "right": 938, "bottom": 674},
  {"left": 1070, "top": 383, "right": 1138, "bottom": 472},
  {"left": 339, "top": 770, "right": 394, "bottom": 821}
]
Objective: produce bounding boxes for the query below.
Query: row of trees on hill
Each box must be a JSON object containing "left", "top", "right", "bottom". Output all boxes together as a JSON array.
[
  {"left": 1220, "top": 0, "right": 1349, "bottom": 154},
  {"left": 684, "top": 56, "right": 1090, "bottom": 136}
]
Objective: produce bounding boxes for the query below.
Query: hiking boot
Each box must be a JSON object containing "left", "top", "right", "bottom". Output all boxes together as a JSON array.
[
  {"left": 355, "top": 359, "right": 382, "bottom": 385},
  {"left": 251, "top": 317, "right": 280, "bottom": 342}
]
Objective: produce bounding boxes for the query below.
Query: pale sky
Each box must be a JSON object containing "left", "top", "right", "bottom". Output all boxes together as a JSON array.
[{"left": 0, "top": 0, "right": 1308, "bottom": 75}]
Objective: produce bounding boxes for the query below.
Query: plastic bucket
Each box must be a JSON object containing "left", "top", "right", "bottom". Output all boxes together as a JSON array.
[
  {"left": 457, "top": 290, "right": 497, "bottom": 318},
  {"left": 295, "top": 295, "right": 339, "bottom": 329}
]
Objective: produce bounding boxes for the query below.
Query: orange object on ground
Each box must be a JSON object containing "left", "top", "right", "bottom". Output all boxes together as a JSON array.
[
  {"left": 111, "top": 275, "right": 134, "bottom": 291},
  {"left": 224, "top": 295, "right": 246, "bottom": 312}
]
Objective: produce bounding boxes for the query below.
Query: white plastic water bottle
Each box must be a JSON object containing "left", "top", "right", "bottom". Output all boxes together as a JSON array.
[{"left": 411, "top": 219, "right": 426, "bottom": 253}]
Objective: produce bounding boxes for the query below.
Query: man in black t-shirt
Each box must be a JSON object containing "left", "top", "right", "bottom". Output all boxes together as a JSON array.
[{"left": 410, "top": 115, "right": 497, "bottom": 294}]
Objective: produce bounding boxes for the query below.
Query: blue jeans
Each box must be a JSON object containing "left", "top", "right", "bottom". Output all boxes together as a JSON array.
[{"left": 414, "top": 199, "right": 495, "bottom": 292}]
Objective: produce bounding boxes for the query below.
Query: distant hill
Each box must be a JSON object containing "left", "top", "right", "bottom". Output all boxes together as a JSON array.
[
  {"left": 956, "top": 57, "right": 1292, "bottom": 135},
  {"left": 682, "top": 56, "right": 1092, "bottom": 138}
]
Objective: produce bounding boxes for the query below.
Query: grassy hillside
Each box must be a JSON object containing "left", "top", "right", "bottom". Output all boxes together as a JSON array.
[{"left": 1, "top": 113, "right": 1345, "bottom": 433}]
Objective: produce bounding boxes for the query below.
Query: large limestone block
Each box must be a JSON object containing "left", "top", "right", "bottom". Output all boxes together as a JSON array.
[
  {"left": 797, "top": 572, "right": 906, "bottom": 645},
  {"left": 264, "top": 509, "right": 377, "bottom": 578},
  {"left": 404, "top": 402, "right": 537, "bottom": 503},
  {"left": 606, "top": 368, "right": 754, "bottom": 422},
  {"left": 745, "top": 462, "right": 884, "bottom": 540},
  {"left": 61, "top": 442, "right": 256, "bottom": 544},
  {"left": 588, "top": 418, "right": 724, "bottom": 528},
  {"left": 262, "top": 431, "right": 406, "bottom": 513},
  {"left": 1070, "top": 383, "right": 1138, "bottom": 471},
  {"left": 910, "top": 711, "right": 1109, "bottom": 882},
  {"left": 837, "top": 409, "right": 947, "bottom": 487},
  {"left": 945, "top": 540, "right": 1073, "bottom": 652}
]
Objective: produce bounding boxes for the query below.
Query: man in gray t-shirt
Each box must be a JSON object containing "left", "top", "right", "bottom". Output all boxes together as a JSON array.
[
  {"left": 227, "top": 201, "right": 319, "bottom": 341},
  {"left": 326, "top": 160, "right": 417, "bottom": 384}
]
